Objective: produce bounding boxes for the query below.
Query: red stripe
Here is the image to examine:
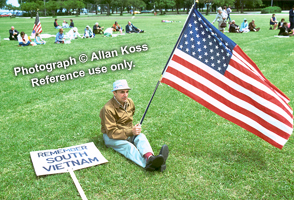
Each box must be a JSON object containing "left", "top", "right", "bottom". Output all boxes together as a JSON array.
[
  {"left": 161, "top": 77, "right": 284, "bottom": 149},
  {"left": 164, "top": 66, "right": 291, "bottom": 140},
  {"left": 234, "top": 45, "right": 290, "bottom": 103},
  {"left": 171, "top": 54, "right": 293, "bottom": 128},
  {"left": 225, "top": 66, "right": 293, "bottom": 119}
]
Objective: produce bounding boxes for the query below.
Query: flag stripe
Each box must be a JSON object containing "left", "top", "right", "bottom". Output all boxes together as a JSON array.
[
  {"left": 165, "top": 59, "right": 291, "bottom": 139},
  {"left": 233, "top": 45, "right": 290, "bottom": 104},
  {"left": 162, "top": 76, "right": 285, "bottom": 149},
  {"left": 171, "top": 49, "right": 292, "bottom": 124},
  {"left": 226, "top": 61, "right": 293, "bottom": 119}
]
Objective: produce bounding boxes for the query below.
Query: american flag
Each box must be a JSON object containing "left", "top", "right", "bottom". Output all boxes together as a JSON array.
[
  {"left": 161, "top": 4, "right": 293, "bottom": 149},
  {"left": 32, "top": 12, "right": 42, "bottom": 36}
]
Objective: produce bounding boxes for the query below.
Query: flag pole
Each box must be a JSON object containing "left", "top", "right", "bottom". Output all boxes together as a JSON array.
[{"left": 139, "top": 1, "right": 198, "bottom": 126}]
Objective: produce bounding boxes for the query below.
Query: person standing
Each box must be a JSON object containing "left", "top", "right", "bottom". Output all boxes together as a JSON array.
[
  {"left": 100, "top": 80, "right": 169, "bottom": 172},
  {"left": 289, "top": 6, "right": 294, "bottom": 30},
  {"left": 226, "top": 6, "right": 232, "bottom": 22},
  {"left": 212, "top": 7, "right": 227, "bottom": 33}
]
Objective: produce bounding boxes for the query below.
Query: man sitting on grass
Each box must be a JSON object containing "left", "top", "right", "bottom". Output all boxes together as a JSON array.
[
  {"left": 229, "top": 20, "right": 242, "bottom": 33},
  {"left": 126, "top": 21, "right": 144, "bottom": 33},
  {"left": 17, "top": 32, "right": 31, "bottom": 46},
  {"left": 100, "top": 80, "right": 168, "bottom": 172},
  {"left": 249, "top": 19, "right": 260, "bottom": 32},
  {"left": 55, "top": 28, "right": 64, "bottom": 44},
  {"left": 278, "top": 22, "right": 294, "bottom": 36},
  {"left": 9, "top": 26, "right": 19, "bottom": 41},
  {"left": 93, "top": 22, "right": 104, "bottom": 36}
]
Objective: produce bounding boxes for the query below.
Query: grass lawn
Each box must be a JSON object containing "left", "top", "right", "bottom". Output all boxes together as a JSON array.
[{"left": 0, "top": 12, "right": 294, "bottom": 199}]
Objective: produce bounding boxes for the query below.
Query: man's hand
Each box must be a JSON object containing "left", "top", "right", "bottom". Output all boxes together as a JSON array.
[{"left": 132, "top": 124, "right": 141, "bottom": 135}]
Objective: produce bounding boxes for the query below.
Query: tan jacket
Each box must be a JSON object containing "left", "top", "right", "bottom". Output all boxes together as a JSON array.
[{"left": 99, "top": 97, "right": 135, "bottom": 140}]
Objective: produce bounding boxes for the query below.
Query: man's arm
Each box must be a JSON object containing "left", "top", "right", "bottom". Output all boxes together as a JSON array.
[{"left": 126, "top": 25, "right": 130, "bottom": 33}]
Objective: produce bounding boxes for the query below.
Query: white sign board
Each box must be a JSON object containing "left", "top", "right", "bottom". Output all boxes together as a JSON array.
[{"left": 30, "top": 142, "right": 108, "bottom": 176}]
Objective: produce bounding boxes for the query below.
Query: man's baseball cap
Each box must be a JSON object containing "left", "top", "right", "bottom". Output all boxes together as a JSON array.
[{"left": 112, "top": 80, "right": 131, "bottom": 92}]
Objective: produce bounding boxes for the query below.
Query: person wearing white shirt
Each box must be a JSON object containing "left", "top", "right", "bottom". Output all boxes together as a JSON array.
[{"left": 212, "top": 7, "right": 227, "bottom": 33}]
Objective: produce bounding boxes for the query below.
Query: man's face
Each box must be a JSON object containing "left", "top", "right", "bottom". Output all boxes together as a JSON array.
[
  {"left": 11, "top": 27, "right": 14, "bottom": 30},
  {"left": 128, "top": 22, "right": 131, "bottom": 25},
  {"left": 113, "top": 90, "right": 129, "bottom": 104}
]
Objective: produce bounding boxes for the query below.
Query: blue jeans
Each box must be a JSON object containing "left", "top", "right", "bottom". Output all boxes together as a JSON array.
[
  {"left": 103, "top": 133, "right": 154, "bottom": 168},
  {"left": 19, "top": 41, "right": 30, "bottom": 46}
]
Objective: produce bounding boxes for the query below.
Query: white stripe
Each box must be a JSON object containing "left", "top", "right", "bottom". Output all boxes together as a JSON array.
[
  {"left": 231, "top": 52, "right": 292, "bottom": 114},
  {"left": 163, "top": 72, "right": 288, "bottom": 146},
  {"left": 226, "top": 66, "right": 293, "bottom": 122},
  {"left": 169, "top": 49, "right": 293, "bottom": 124},
  {"left": 168, "top": 59, "right": 292, "bottom": 135}
]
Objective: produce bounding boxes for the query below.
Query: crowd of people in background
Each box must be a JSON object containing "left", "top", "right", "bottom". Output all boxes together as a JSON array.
[
  {"left": 8, "top": 19, "right": 145, "bottom": 46},
  {"left": 212, "top": 5, "right": 294, "bottom": 36}
]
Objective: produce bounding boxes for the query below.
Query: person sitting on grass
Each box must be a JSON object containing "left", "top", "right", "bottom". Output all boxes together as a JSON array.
[
  {"left": 93, "top": 22, "right": 104, "bottom": 36},
  {"left": 54, "top": 19, "right": 62, "bottom": 29},
  {"left": 249, "top": 19, "right": 260, "bottom": 32},
  {"left": 66, "top": 27, "right": 82, "bottom": 40},
  {"left": 278, "top": 22, "right": 294, "bottom": 36},
  {"left": 17, "top": 32, "right": 31, "bottom": 46},
  {"left": 278, "top": 18, "right": 285, "bottom": 29},
  {"left": 69, "top": 19, "right": 74, "bottom": 28},
  {"left": 83, "top": 25, "right": 93, "bottom": 38},
  {"left": 55, "top": 28, "right": 64, "bottom": 44},
  {"left": 99, "top": 80, "right": 169, "bottom": 172},
  {"left": 9, "top": 26, "right": 19, "bottom": 41},
  {"left": 62, "top": 20, "right": 69, "bottom": 28},
  {"left": 270, "top": 14, "right": 278, "bottom": 30},
  {"left": 34, "top": 32, "right": 46, "bottom": 45},
  {"left": 240, "top": 18, "right": 249, "bottom": 33},
  {"left": 126, "top": 21, "right": 144, "bottom": 33},
  {"left": 229, "top": 20, "right": 242, "bottom": 33},
  {"left": 112, "top": 21, "right": 123, "bottom": 33}
]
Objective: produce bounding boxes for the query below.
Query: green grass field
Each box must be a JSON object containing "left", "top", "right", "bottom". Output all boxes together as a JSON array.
[{"left": 1, "top": 13, "right": 294, "bottom": 199}]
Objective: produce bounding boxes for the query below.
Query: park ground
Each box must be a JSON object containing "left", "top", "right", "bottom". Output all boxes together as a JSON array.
[{"left": 0, "top": 13, "right": 294, "bottom": 199}]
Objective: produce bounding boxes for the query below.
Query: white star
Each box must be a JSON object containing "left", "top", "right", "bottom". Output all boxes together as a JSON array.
[
  {"left": 192, "top": 51, "right": 196, "bottom": 56},
  {"left": 198, "top": 55, "right": 202, "bottom": 59},
  {"left": 202, "top": 38, "right": 206, "bottom": 42},
  {"left": 208, "top": 35, "right": 211, "bottom": 39},
  {"left": 198, "top": 17, "right": 202, "bottom": 21},
  {"left": 203, "top": 45, "right": 207, "bottom": 49},
  {"left": 209, "top": 42, "right": 212, "bottom": 46},
  {"left": 194, "top": 20, "right": 197, "bottom": 24},
  {"left": 189, "top": 24, "right": 192, "bottom": 27},
  {"left": 195, "top": 27, "right": 199, "bottom": 31},
  {"left": 201, "top": 31, "right": 205, "bottom": 35},
  {"left": 190, "top": 30, "right": 193, "bottom": 34},
  {"left": 186, "top": 48, "right": 189, "bottom": 52},
  {"left": 220, "top": 38, "right": 223, "bottom": 41},
  {"left": 197, "top": 41, "right": 201, "bottom": 45},
  {"left": 223, "top": 63, "right": 227, "bottom": 67},
  {"left": 191, "top": 44, "right": 195, "bottom": 48},
  {"left": 205, "top": 59, "right": 208, "bottom": 63},
  {"left": 206, "top": 28, "right": 208, "bottom": 32},
  {"left": 193, "top": 13, "right": 196, "bottom": 17},
  {"left": 179, "top": 45, "right": 183, "bottom": 49},
  {"left": 218, "top": 67, "right": 221, "bottom": 71},
  {"left": 190, "top": 38, "right": 194, "bottom": 42},
  {"left": 211, "top": 32, "right": 215, "bottom": 35},
  {"left": 185, "top": 41, "right": 188, "bottom": 45},
  {"left": 222, "top": 56, "right": 225, "bottom": 60},
  {"left": 219, "top": 42, "right": 222, "bottom": 46},
  {"left": 225, "top": 42, "right": 228, "bottom": 46},
  {"left": 227, "top": 53, "right": 230, "bottom": 57},
  {"left": 215, "top": 46, "right": 219, "bottom": 49},
  {"left": 221, "top": 49, "right": 224, "bottom": 53},
  {"left": 214, "top": 39, "right": 216, "bottom": 42},
  {"left": 210, "top": 56, "right": 214, "bottom": 60},
  {"left": 210, "top": 49, "right": 214, "bottom": 53},
  {"left": 204, "top": 52, "right": 208, "bottom": 56},
  {"left": 217, "top": 60, "right": 221, "bottom": 64},
  {"left": 200, "top": 24, "right": 203, "bottom": 28},
  {"left": 198, "top": 48, "right": 202, "bottom": 52},
  {"left": 196, "top": 34, "right": 200, "bottom": 38},
  {"left": 211, "top": 63, "right": 215, "bottom": 67},
  {"left": 184, "top": 34, "right": 187, "bottom": 38},
  {"left": 216, "top": 53, "right": 220, "bottom": 57}
]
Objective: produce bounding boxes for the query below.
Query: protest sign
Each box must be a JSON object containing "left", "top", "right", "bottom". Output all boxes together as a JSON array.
[{"left": 30, "top": 142, "right": 108, "bottom": 176}]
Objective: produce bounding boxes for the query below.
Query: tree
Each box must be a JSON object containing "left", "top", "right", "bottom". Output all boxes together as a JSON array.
[
  {"left": 6, "top": 4, "right": 18, "bottom": 15},
  {"left": 46, "top": 0, "right": 58, "bottom": 17},
  {"left": 0, "top": 0, "right": 7, "bottom": 9},
  {"left": 20, "top": 1, "right": 43, "bottom": 18},
  {"left": 129, "top": 0, "right": 146, "bottom": 15},
  {"left": 115, "top": 0, "right": 129, "bottom": 15},
  {"left": 155, "top": 0, "right": 175, "bottom": 15}
]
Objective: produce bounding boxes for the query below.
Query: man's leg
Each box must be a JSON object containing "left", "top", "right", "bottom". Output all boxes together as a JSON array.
[
  {"left": 103, "top": 134, "right": 147, "bottom": 168},
  {"left": 133, "top": 133, "right": 153, "bottom": 156}
]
